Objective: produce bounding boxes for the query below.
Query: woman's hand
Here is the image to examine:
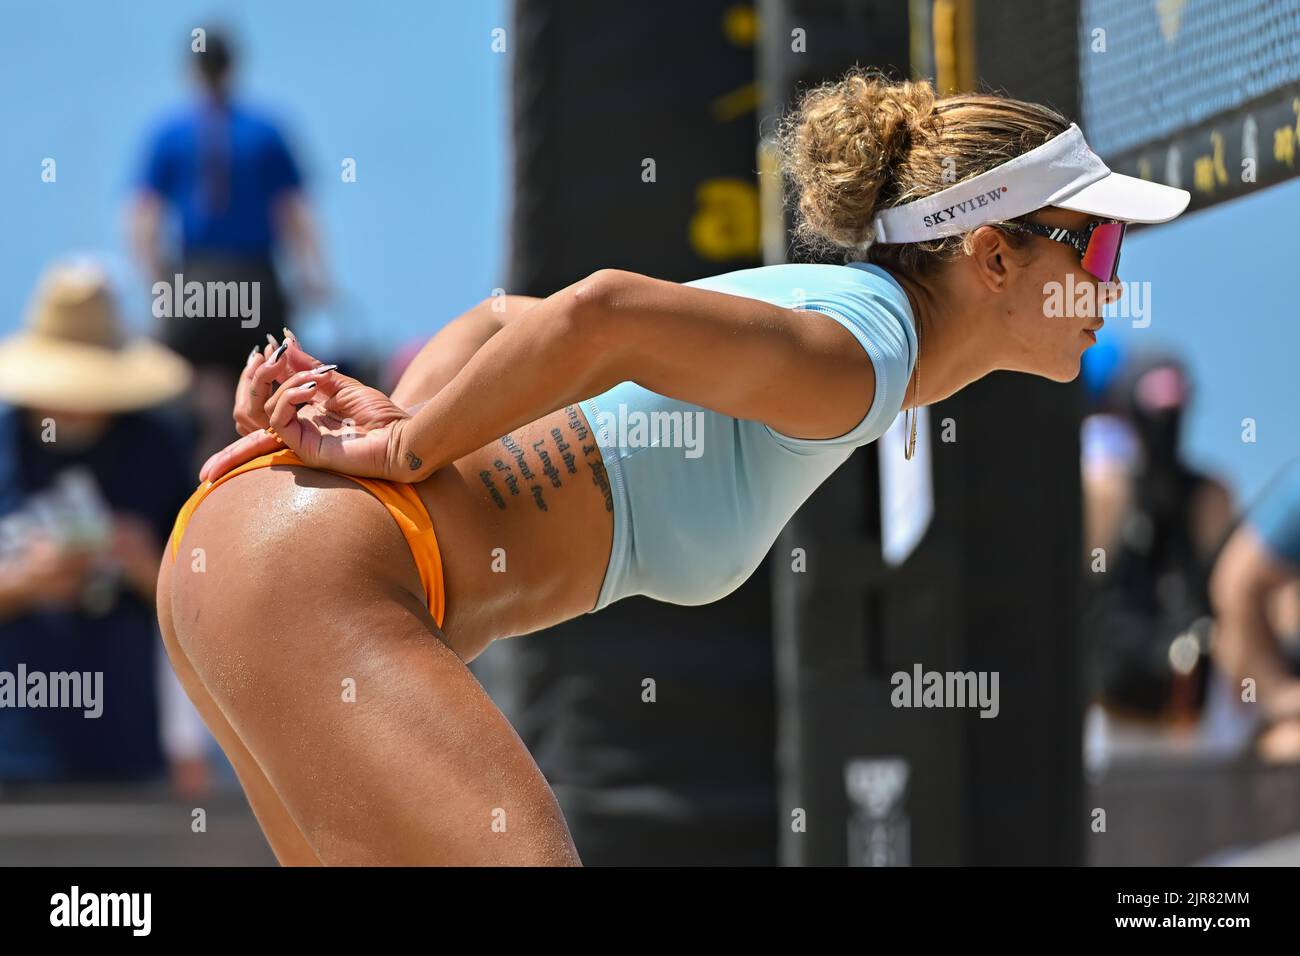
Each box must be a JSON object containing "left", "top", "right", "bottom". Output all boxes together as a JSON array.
[
  {"left": 200, "top": 367, "right": 417, "bottom": 482},
  {"left": 234, "top": 335, "right": 322, "bottom": 436},
  {"left": 196, "top": 334, "right": 325, "bottom": 481}
]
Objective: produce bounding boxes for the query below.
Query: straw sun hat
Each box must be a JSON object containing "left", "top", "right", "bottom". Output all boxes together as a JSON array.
[{"left": 0, "top": 262, "right": 192, "bottom": 413}]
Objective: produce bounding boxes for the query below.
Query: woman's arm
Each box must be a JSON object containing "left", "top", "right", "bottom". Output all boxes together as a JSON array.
[
  {"left": 242, "top": 268, "right": 877, "bottom": 483},
  {"left": 221, "top": 295, "right": 541, "bottom": 446},
  {"left": 335, "top": 268, "right": 878, "bottom": 481},
  {"left": 390, "top": 294, "right": 542, "bottom": 407},
  {"left": 1210, "top": 525, "right": 1299, "bottom": 711}
]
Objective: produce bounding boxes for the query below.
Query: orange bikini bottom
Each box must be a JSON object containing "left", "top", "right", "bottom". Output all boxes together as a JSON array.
[{"left": 167, "top": 448, "right": 445, "bottom": 628}]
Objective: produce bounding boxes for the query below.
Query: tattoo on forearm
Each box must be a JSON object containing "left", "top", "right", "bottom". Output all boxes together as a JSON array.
[{"left": 405, "top": 450, "right": 423, "bottom": 472}]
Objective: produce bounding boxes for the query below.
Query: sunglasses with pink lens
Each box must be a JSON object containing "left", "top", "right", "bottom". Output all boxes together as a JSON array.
[{"left": 1002, "top": 218, "right": 1127, "bottom": 283}]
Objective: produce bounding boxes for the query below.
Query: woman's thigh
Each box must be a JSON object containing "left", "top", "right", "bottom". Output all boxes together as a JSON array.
[{"left": 171, "top": 467, "right": 580, "bottom": 866}]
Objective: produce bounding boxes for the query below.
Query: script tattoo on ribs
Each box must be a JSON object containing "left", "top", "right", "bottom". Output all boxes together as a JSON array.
[
  {"left": 484, "top": 407, "right": 612, "bottom": 514},
  {"left": 551, "top": 427, "right": 578, "bottom": 475},
  {"left": 492, "top": 457, "right": 521, "bottom": 498},
  {"left": 495, "top": 430, "right": 554, "bottom": 513},
  {"left": 499, "top": 434, "right": 535, "bottom": 481},
  {"left": 565, "top": 405, "right": 589, "bottom": 442},
  {"left": 479, "top": 470, "right": 507, "bottom": 510},
  {"left": 581, "top": 443, "right": 614, "bottom": 513},
  {"left": 566, "top": 405, "right": 613, "bottom": 514},
  {"left": 533, "top": 437, "right": 562, "bottom": 488}
]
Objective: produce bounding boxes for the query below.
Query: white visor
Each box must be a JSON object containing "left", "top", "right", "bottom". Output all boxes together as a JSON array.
[{"left": 868, "top": 123, "right": 1190, "bottom": 244}]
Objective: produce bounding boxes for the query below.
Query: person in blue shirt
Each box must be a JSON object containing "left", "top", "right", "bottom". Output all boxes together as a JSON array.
[
  {"left": 129, "top": 29, "right": 328, "bottom": 461},
  {"left": 1211, "top": 458, "right": 1300, "bottom": 762},
  {"left": 159, "top": 73, "right": 1194, "bottom": 864},
  {"left": 0, "top": 263, "right": 200, "bottom": 788}
]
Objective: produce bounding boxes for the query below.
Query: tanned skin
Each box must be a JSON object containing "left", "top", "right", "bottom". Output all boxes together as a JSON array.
[
  {"left": 160, "top": 297, "right": 609, "bottom": 865},
  {"left": 160, "top": 209, "right": 1114, "bottom": 864}
]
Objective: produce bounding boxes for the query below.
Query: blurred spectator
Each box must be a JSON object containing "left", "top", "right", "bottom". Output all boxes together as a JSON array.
[
  {"left": 1211, "top": 457, "right": 1300, "bottom": 762},
  {"left": 1080, "top": 338, "right": 1140, "bottom": 553},
  {"left": 1083, "top": 354, "right": 1234, "bottom": 724},
  {"left": 127, "top": 27, "right": 328, "bottom": 460},
  {"left": 0, "top": 262, "right": 208, "bottom": 794}
]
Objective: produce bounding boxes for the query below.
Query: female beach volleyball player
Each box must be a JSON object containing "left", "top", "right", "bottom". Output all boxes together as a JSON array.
[{"left": 157, "top": 73, "right": 1189, "bottom": 865}]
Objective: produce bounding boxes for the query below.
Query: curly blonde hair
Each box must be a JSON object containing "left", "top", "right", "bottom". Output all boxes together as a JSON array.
[{"left": 776, "top": 68, "right": 1071, "bottom": 277}]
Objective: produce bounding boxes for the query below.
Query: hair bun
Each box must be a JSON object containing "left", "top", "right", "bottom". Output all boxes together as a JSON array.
[{"left": 778, "top": 70, "right": 939, "bottom": 253}]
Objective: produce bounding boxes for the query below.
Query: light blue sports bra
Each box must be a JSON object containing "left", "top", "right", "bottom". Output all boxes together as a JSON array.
[{"left": 578, "top": 261, "right": 917, "bottom": 611}]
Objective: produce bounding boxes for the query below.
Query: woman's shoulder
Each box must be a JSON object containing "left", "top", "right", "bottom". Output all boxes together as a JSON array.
[
  {"left": 685, "top": 263, "right": 915, "bottom": 375},
  {"left": 685, "top": 261, "right": 907, "bottom": 305}
]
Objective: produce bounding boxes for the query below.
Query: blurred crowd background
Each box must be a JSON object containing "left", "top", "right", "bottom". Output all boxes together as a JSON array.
[{"left": 2, "top": 0, "right": 1300, "bottom": 866}]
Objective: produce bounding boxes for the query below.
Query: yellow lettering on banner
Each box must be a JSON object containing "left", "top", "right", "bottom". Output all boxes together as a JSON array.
[
  {"left": 722, "top": 4, "right": 757, "bottom": 46},
  {"left": 1275, "top": 125, "right": 1296, "bottom": 167},
  {"left": 689, "top": 178, "right": 760, "bottom": 261},
  {"left": 1271, "top": 100, "right": 1300, "bottom": 167},
  {"left": 1194, "top": 131, "right": 1229, "bottom": 194},
  {"left": 1194, "top": 155, "right": 1213, "bottom": 194},
  {"left": 711, "top": 83, "right": 759, "bottom": 122}
]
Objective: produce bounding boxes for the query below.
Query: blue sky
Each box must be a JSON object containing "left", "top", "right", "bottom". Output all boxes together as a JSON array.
[
  {"left": 0, "top": 0, "right": 508, "bottom": 354},
  {"left": 1, "top": 0, "right": 1296, "bottom": 504},
  {"left": 1101, "top": 178, "right": 1300, "bottom": 502}
]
